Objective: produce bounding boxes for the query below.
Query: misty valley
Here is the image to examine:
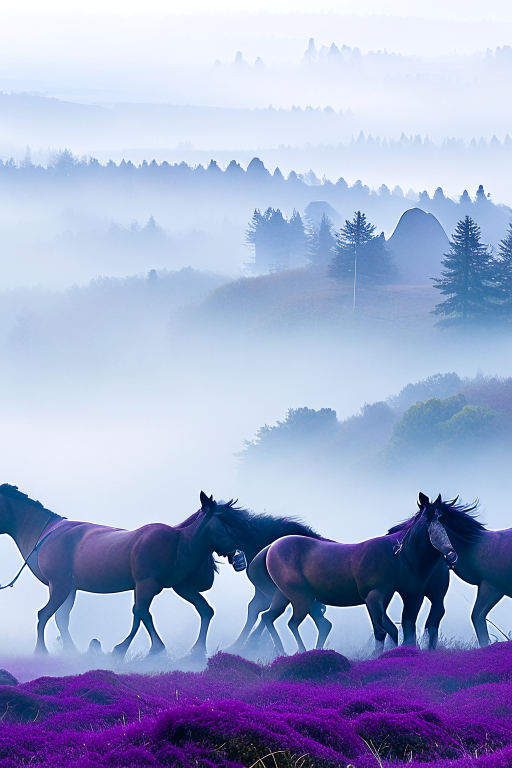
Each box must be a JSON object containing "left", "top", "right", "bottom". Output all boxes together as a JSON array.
[{"left": 2, "top": 6, "right": 512, "bottom": 767}]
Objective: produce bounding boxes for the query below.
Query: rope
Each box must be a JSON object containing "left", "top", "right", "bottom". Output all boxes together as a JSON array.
[{"left": 0, "top": 513, "right": 66, "bottom": 590}]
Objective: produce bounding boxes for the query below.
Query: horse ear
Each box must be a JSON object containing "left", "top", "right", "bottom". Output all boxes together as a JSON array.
[
  {"left": 434, "top": 494, "right": 442, "bottom": 505},
  {"left": 418, "top": 492, "right": 430, "bottom": 508},
  {"left": 200, "top": 491, "right": 214, "bottom": 512}
]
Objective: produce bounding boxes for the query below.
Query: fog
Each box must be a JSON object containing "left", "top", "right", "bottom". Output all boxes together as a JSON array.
[{"left": 1, "top": 4, "right": 512, "bottom": 667}]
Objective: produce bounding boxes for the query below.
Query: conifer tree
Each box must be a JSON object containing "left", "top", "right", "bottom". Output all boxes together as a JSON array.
[
  {"left": 433, "top": 216, "right": 496, "bottom": 325},
  {"left": 245, "top": 207, "right": 290, "bottom": 271},
  {"left": 496, "top": 222, "right": 512, "bottom": 317},
  {"left": 245, "top": 209, "right": 263, "bottom": 249},
  {"left": 288, "top": 210, "right": 309, "bottom": 265},
  {"left": 308, "top": 213, "right": 335, "bottom": 265},
  {"left": 329, "top": 211, "right": 397, "bottom": 306}
]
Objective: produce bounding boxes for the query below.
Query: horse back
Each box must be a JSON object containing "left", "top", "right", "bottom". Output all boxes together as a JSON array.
[
  {"left": 266, "top": 536, "right": 362, "bottom": 607},
  {"left": 38, "top": 520, "right": 181, "bottom": 593},
  {"left": 455, "top": 529, "right": 512, "bottom": 595}
]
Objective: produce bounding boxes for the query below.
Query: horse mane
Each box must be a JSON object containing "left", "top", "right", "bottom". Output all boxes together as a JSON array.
[
  {"left": 217, "top": 502, "right": 321, "bottom": 549},
  {"left": 435, "top": 497, "right": 486, "bottom": 544},
  {"left": 387, "top": 513, "right": 420, "bottom": 536},
  {"left": 0, "top": 484, "right": 50, "bottom": 512},
  {"left": 387, "top": 497, "right": 486, "bottom": 546}
]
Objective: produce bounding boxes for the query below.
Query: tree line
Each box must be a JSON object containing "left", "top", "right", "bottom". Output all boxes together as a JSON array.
[
  {"left": 239, "top": 373, "right": 512, "bottom": 476},
  {"left": 246, "top": 206, "right": 512, "bottom": 325}
]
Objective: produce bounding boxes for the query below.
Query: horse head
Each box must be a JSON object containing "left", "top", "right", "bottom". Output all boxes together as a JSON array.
[
  {"left": 418, "top": 492, "right": 459, "bottom": 569},
  {"left": 198, "top": 491, "right": 246, "bottom": 565}
]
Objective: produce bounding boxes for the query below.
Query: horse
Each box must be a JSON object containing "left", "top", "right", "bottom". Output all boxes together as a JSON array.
[
  {"left": 408, "top": 493, "right": 509, "bottom": 647},
  {"left": 260, "top": 492, "right": 457, "bottom": 655},
  {"left": 0, "top": 484, "right": 251, "bottom": 655},
  {"left": 172, "top": 510, "right": 330, "bottom": 655}
]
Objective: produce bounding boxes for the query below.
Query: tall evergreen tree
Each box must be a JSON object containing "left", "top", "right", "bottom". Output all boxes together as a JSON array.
[
  {"left": 308, "top": 213, "right": 335, "bottom": 265},
  {"left": 245, "top": 207, "right": 290, "bottom": 271},
  {"left": 496, "top": 222, "right": 512, "bottom": 316},
  {"left": 433, "top": 216, "right": 496, "bottom": 325},
  {"left": 245, "top": 208, "right": 264, "bottom": 254},
  {"left": 329, "top": 211, "right": 397, "bottom": 306},
  {"left": 288, "top": 209, "right": 309, "bottom": 266}
]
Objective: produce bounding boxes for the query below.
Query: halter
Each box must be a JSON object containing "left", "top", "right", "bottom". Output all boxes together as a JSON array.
[
  {"left": 393, "top": 521, "right": 414, "bottom": 555},
  {"left": 0, "top": 511, "right": 67, "bottom": 590}
]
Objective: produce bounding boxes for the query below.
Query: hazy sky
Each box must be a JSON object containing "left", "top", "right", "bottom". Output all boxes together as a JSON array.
[{"left": 2, "top": 1, "right": 512, "bottom": 19}]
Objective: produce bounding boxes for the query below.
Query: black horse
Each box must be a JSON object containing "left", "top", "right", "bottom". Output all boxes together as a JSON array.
[
  {"left": 174, "top": 509, "right": 329, "bottom": 655},
  {"left": 397, "top": 493, "right": 512, "bottom": 647}
]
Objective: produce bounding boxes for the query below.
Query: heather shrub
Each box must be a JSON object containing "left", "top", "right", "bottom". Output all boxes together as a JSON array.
[
  {"left": 0, "top": 670, "right": 18, "bottom": 686},
  {"left": 1, "top": 644, "right": 512, "bottom": 766},
  {"left": 267, "top": 649, "right": 351, "bottom": 682},
  {"left": 356, "top": 710, "right": 461, "bottom": 760},
  {"left": 206, "top": 652, "right": 262, "bottom": 682}
]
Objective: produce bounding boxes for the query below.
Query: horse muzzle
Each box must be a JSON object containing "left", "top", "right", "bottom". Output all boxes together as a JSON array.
[
  {"left": 428, "top": 519, "right": 458, "bottom": 569},
  {"left": 444, "top": 549, "right": 458, "bottom": 569},
  {"left": 227, "top": 549, "right": 247, "bottom": 572}
]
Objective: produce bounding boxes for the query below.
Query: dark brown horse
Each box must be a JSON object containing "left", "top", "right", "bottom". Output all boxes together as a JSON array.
[
  {"left": 260, "top": 493, "right": 457, "bottom": 655},
  {"left": 0, "top": 484, "right": 249, "bottom": 655}
]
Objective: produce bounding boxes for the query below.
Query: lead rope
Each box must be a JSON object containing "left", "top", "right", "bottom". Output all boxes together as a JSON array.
[{"left": 0, "top": 513, "right": 66, "bottom": 590}]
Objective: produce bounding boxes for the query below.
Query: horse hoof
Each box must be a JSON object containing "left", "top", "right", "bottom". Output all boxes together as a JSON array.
[
  {"left": 112, "top": 644, "right": 127, "bottom": 657},
  {"left": 34, "top": 645, "right": 49, "bottom": 656},
  {"left": 149, "top": 644, "right": 166, "bottom": 656},
  {"left": 188, "top": 646, "right": 206, "bottom": 658}
]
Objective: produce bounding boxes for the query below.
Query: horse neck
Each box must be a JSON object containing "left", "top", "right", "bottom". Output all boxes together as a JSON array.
[
  {"left": 177, "top": 512, "right": 219, "bottom": 563},
  {"left": 2, "top": 499, "right": 53, "bottom": 559},
  {"left": 230, "top": 528, "right": 266, "bottom": 563},
  {"left": 404, "top": 521, "right": 442, "bottom": 576},
  {"left": 174, "top": 510, "right": 201, "bottom": 530}
]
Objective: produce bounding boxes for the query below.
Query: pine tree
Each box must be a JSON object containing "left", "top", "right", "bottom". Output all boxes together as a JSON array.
[
  {"left": 496, "top": 222, "right": 512, "bottom": 317},
  {"left": 288, "top": 210, "right": 309, "bottom": 266},
  {"left": 308, "top": 213, "right": 335, "bottom": 265},
  {"left": 329, "top": 211, "right": 397, "bottom": 306},
  {"left": 265, "top": 208, "right": 289, "bottom": 269},
  {"left": 245, "top": 209, "right": 263, "bottom": 249},
  {"left": 433, "top": 216, "right": 496, "bottom": 325},
  {"left": 245, "top": 208, "right": 289, "bottom": 271}
]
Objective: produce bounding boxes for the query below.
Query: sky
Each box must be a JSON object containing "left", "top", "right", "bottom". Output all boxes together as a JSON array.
[{"left": 1, "top": 1, "right": 512, "bottom": 18}]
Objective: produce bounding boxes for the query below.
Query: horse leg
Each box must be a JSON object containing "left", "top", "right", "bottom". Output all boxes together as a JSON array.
[
  {"left": 113, "top": 579, "right": 164, "bottom": 657},
  {"left": 310, "top": 601, "right": 332, "bottom": 649},
  {"left": 423, "top": 596, "right": 445, "bottom": 651},
  {"left": 35, "top": 584, "right": 73, "bottom": 654},
  {"left": 423, "top": 562, "right": 450, "bottom": 650},
  {"left": 113, "top": 610, "right": 142, "bottom": 657},
  {"left": 228, "top": 588, "right": 272, "bottom": 651},
  {"left": 288, "top": 595, "right": 315, "bottom": 654},
  {"left": 401, "top": 595, "right": 424, "bottom": 646},
  {"left": 365, "top": 589, "right": 391, "bottom": 655},
  {"left": 55, "top": 590, "right": 78, "bottom": 652},
  {"left": 173, "top": 584, "right": 214, "bottom": 656},
  {"left": 135, "top": 581, "right": 166, "bottom": 655},
  {"left": 261, "top": 590, "right": 290, "bottom": 657},
  {"left": 471, "top": 582, "right": 504, "bottom": 647},
  {"left": 382, "top": 612, "right": 399, "bottom": 646}
]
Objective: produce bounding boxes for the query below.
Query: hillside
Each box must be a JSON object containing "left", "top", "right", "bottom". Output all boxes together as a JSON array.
[
  {"left": 184, "top": 267, "right": 438, "bottom": 335},
  {"left": 2, "top": 646, "right": 512, "bottom": 767}
]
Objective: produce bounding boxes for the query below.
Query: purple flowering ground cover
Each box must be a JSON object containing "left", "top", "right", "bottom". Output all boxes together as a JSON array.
[{"left": 1, "top": 645, "right": 512, "bottom": 767}]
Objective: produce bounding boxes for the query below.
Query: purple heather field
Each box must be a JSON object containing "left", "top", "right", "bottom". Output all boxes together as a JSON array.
[{"left": 1, "top": 645, "right": 512, "bottom": 767}]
